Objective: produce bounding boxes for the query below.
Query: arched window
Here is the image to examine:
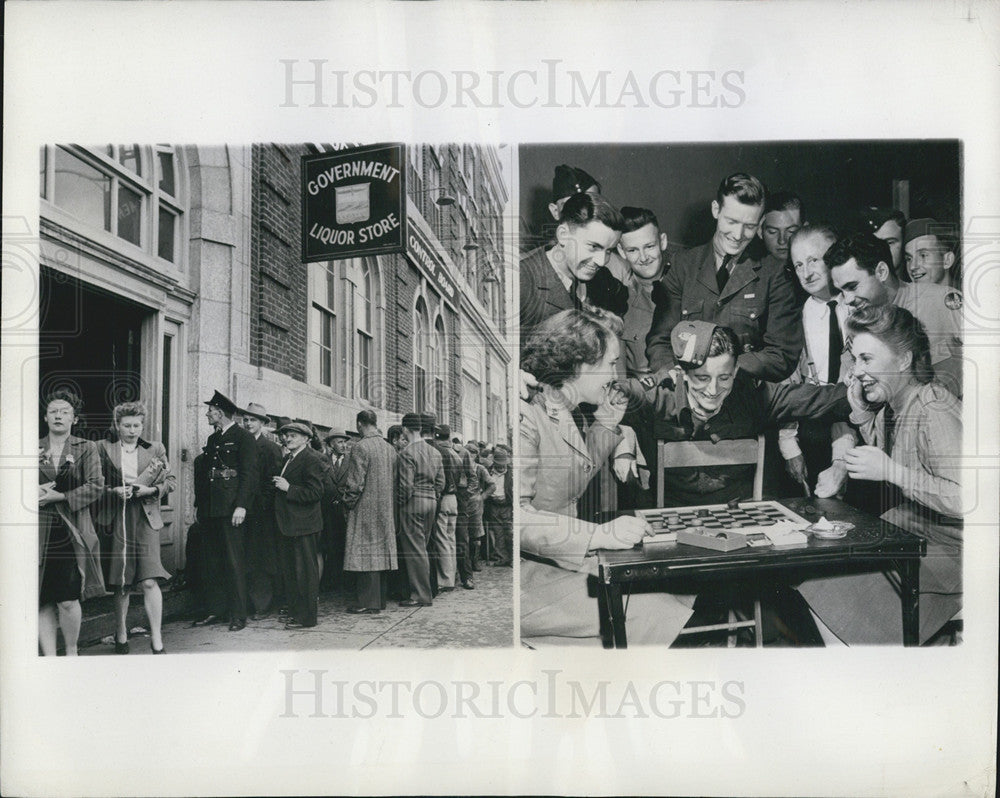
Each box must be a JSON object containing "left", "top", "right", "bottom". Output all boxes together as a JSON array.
[
  {"left": 40, "top": 144, "right": 186, "bottom": 266},
  {"left": 433, "top": 316, "right": 447, "bottom": 422},
  {"left": 413, "top": 297, "right": 430, "bottom": 411},
  {"left": 310, "top": 263, "right": 338, "bottom": 389}
]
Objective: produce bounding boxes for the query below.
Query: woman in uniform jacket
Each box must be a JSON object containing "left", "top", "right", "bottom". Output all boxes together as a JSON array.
[
  {"left": 94, "top": 401, "right": 175, "bottom": 654},
  {"left": 38, "top": 389, "right": 106, "bottom": 655},
  {"left": 519, "top": 308, "right": 695, "bottom": 647}
]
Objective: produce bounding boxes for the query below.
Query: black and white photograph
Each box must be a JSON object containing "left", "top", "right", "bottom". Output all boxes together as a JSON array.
[
  {"left": 2, "top": 2, "right": 998, "bottom": 797},
  {"left": 517, "top": 141, "right": 965, "bottom": 650},
  {"left": 35, "top": 142, "right": 515, "bottom": 654}
]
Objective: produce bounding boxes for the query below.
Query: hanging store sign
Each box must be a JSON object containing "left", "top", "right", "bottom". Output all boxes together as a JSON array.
[{"left": 301, "top": 143, "right": 406, "bottom": 262}]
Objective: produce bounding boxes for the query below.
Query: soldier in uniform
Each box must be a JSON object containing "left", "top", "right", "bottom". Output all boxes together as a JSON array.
[
  {"left": 645, "top": 172, "right": 803, "bottom": 384},
  {"left": 241, "top": 402, "right": 283, "bottom": 618},
  {"left": 194, "top": 391, "right": 259, "bottom": 631},
  {"left": 826, "top": 231, "right": 963, "bottom": 398},
  {"left": 903, "top": 217, "right": 960, "bottom": 288},
  {"left": 395, "top": 413, "right": 444, "bottom": 607}
]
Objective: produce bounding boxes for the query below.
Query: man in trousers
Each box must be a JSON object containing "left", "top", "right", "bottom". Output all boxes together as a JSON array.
[
  {"left": 431, "top": 423, "right": 463, "bottom": 594},
  {"left": 241, "top": 402, "right": 284, "bottom": 617},
  {"left": 395, "top": 413, "right": 444, "bottom": 607},
  {"left": 196, "top": 391, "right": 259, "bottom": 631},
  {"left": 341, "top": 410, "right": 398, "bottom": 614},
  {"left": 273, "top": 420, "right": 326, "bottom": 629}
]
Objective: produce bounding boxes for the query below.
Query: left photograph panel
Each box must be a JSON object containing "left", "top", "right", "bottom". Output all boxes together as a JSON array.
[{"left": 36, "top": 143, "right": 515, "bottom": 654}]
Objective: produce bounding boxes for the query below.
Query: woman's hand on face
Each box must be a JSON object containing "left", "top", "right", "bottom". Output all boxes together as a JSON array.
[
  {"left": 519, "top": 369, "right": 539, "bottom": 401},
  {"left": 590, "top": 514, "right": 651, "bottom": 551},
  {"left": 593, "top": 382, "right": 628, "bottom": 429},
  {"left": 844, "top": 445, "right": 893, "bottom": 483}
]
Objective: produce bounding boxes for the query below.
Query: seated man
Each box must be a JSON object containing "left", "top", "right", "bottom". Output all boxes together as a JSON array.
[{"left": 620, "top": 321, "right": 852, "bottom": 507}]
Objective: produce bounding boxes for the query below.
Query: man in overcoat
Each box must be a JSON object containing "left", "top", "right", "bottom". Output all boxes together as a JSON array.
[
  {"left": 241, "top": 402, "right": 283, "bottom": 617},
  {"left": 273, "top": 420, "right": 326, "bottom": 629},
  {"left": 341, "top": 410, "right": 398, "bottom": 613}
]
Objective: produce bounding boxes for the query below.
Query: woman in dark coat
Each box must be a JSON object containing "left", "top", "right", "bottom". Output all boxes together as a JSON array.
[
  {"left": 38, "top": 389, "right": 106, "bottom": 655},
  {"left": 95, "top": 401, "right": 175, "bottom": 654}
]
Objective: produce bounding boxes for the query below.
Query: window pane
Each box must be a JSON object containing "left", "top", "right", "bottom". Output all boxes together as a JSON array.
[
  {"left": 158, "top": 207, "right": 176, "bottom": 261},
  {"left": 414, "top": 366, "right": 426, "bottom": 411},
  {"left": 54, "top": 148, "right": 111, "bottom": 231},
  {"left": 117, "top": 183, "right": 142, "bottom": 245},
  {"left": 118, "top": 144, "right": 141, "bottom": 175},
  {"left": 325, "top": 266, "right": 336, "bottom": 309},
  {"left": 158, "top": 151, "right": 175, "bottom": 195},
  {"left": 358, "top": 333, "right": 371, "bottom": 401}
]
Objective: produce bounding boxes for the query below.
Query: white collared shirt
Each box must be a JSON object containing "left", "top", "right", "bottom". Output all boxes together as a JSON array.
[{"left": 801, "top": 295, "right": 849, "bottom": 384}]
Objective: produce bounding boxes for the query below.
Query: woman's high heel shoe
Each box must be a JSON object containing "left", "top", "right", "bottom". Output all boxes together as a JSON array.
[
  {"left": 114, "top": 637, "right": 129, "bottom": 655},
  {"left": 151, "top": 642, "right": 165, "bottom": 655}
]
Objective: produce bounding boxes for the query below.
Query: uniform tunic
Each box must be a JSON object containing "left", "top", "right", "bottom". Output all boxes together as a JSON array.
[{"left": 646, "top": 242, "right": 803, "bottom": 382}]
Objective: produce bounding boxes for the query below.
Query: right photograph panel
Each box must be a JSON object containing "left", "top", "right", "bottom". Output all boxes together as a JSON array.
[{"left": 517, "top": 141, "right": 963, "bottom": 650}]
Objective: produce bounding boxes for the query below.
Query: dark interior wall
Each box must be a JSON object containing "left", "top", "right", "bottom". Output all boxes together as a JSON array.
[{"left": 519, "top": 141, "right": 961, "bottom": 249}]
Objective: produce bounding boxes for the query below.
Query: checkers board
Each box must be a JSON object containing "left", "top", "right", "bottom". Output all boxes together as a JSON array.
[{"left": 636, "top": 500, "right": 810, "bottom": 547}]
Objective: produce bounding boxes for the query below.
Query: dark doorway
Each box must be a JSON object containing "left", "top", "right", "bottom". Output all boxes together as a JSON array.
[{"left": 39, "top": 268, "right": 147, "bottom": 441}]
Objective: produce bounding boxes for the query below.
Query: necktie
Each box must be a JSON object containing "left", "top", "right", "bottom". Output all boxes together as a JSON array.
[
  {"left": 716, "top": 254, "right": 734, "bottom": 293},
  {"left": 827, "top": 300, "right": 844, "bottom": 384},
  {"left": 280, "top": 453, "right": 292, "bottom": 476},
  {"left": 569, "top": 277, "right": 582, "bottom": 310}
]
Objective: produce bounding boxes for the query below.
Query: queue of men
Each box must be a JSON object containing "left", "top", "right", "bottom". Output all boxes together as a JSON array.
[{"left": 189, "top": 395, "right": 512, "bottom": 630}]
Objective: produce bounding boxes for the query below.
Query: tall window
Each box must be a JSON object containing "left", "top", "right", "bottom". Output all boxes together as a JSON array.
[
  {"left": 42, "top": 144, "right": 185, "bottom": 264},
  {"left": 356, "top": 262, "right": 373, "bottom": 401},
  {"left": 310, "top": 264, "right": 338, "bottom": 389},
  {"left": 463, "top": 373, "right": 481, "bottom": 441},
  {"left": 413, "top": 298, "right": 430, "bottom": 411},
  {"left": 433, "top": 316, "right": 447, "bottom": 420}
]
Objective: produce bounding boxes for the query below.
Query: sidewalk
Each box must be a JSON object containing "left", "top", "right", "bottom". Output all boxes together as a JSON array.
[{"left": 80, "top": 563, "right": 513, "bottom": 655}]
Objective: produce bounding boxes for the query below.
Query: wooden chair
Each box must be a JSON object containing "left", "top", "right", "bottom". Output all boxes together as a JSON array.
[{"left": 658, "top": 434, "right": 766, "bottom": 647}]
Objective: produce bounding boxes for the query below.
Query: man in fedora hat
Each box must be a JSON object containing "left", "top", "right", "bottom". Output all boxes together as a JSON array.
[
  {"left": 195, "top": 390, "right": 259, "bottom": 631},
  {"left": 241, "top": 402, "right": 284, "bottom": 618},
  {"left": 395, "top": 413, "right": 444, "bottom": 606},
  {"left": 273, "top": 420, "right": 326, "bottom": 629},
  {"left": 319, "top": 429, "right": 350, "bottom": 592}
]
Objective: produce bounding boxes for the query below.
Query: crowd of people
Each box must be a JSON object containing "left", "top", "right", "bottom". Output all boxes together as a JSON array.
[
  {"left": 519, "top": 164, "right": 964, "bottom": 648},
  {"left": 37, "top": 388, "right": 512, "bottom": 654}
]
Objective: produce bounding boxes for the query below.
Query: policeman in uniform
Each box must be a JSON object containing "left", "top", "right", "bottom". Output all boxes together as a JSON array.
[
  {"left": 645, "top": 172, "right": 803, "bottom": 384},
  {"left": 395, "top": 413, "right": 444, "bottom": 607},
  {"left": 194, "top": 391, "right": 259, "bottom": 631}
]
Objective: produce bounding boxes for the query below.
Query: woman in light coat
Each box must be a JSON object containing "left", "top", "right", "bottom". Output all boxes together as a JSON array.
[{"left": 95, "top": 401, "right": 175, "bottom": 654}]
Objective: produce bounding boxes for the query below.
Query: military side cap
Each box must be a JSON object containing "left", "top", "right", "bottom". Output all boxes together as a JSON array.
[
  {"left": 401, "top": 413, "right": 423, "bottom": 431},
  {"left": 278, "top": 420, "right": 313, "bottom": 437},
  {"left": 671, "top": 320, "right": 718, "bottom": 366},
  {"left": 204, "top": 390, "right": 239, "bottom": 415},
  {"left": 859, "top": 206, "right": 905, "bottom": 232},
  {"left": 904, "top": 217, "right": 953, "bottom": 246},
  {"left": 435, "top": 424, "right": 451, "bottom": 440},
  {"left": 243, "top": 402, "right": 270, "bottom": 422},
  {"left": 324, "top": 429, "right": 348, "bottom": 442},
  {"left": 552, "top": 164, "right": 598, "bottom": 201}
]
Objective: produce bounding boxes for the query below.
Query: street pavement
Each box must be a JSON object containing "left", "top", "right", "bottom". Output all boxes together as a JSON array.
[{"left": 80, "top": 563, "right": 514, "bottom": 655}]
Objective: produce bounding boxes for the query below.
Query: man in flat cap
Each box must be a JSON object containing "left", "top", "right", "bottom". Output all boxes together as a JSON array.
[
  {"left": 319, "top": 429, "right": 350, "bottom": 592},
  {"left": 196, "top": 391, "right": 259, "bottom": 631},
  {"left": 395, "top": 413, "right": 444, "bottom": 606},
  {"left": 273, "top": 420, "right": 326, "bottom": 629},
  {"left": 341, "top": 410, "right": 398, "bottom": 613},
  {"left": 241, "top": 402, "right": 284, "bottom": 618},
  {"left": 483, "top": 446, "right": 513, "bottom": 567},
  {"left": 431, "top": 423, "right": 463, "bottom": 593}
]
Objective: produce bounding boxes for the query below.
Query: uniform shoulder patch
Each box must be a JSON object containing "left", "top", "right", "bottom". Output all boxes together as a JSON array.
[{"left": 944, "top": 290, "right": 962, "bottom": 310}]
